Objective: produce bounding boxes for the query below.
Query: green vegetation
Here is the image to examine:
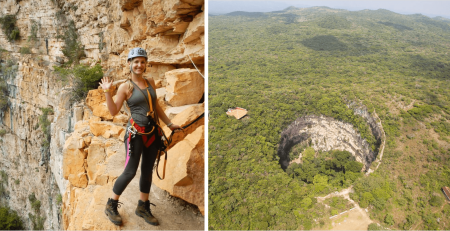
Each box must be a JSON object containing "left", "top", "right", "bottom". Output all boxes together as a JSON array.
[
  {"left": 39, "top": 107, "right": 53, "bottom": 149},
  {"left": 384, "top": 213, "right": 394, "bottom": 226},
  {"left": 98, "top": 31, "right": 106, "bottom": 51},
  {"left": 0, "top": 170, "right": 7, "bottom": 184},
  {"left": 28, "top": 193, "right": 45, "bottom": 230},
  {"left": 19, "top": 47, "right": 31, "bottom": 54},
  {"left": 0, "top": 129, "right": 6, "bottom": 136},
  {"left": 0, "top": 15, "right": 20, "bottom": 41},
  {"left": 54, "top": 64, "right": 103, "bottom": 101},
  {"left": 0, "top": 78, "right": 7, "bottom": 112},
  {"left": 57, "top": 20, "right": 85, "bottom": 64},
  {"left": 28, "top": 19, "right": 39, "bottom": 42},
  {"left": 287, "top": 149, "right": 363, "bottom": 192},
  {"left": 0, "top": 170, "right": 8, "bottom": 199},
  {"left": 56, "top": 194, "right": 62, "bottom": 205},
  {"left": 429, "top": 194, "right": 444, "bottom": 207},
  {"left": 0, "top": 206, "right": 24, "bottom": 230},
  {"left": 325, "top": 196, "right": 352, "bottom": 214},
  {"left": 368, "top": 223, "right": 384, "bottom": 230},
  {"left": 209, "top": 7, "right": 450, "bottom": 230},
  {"left": 1, "top": 57, "right": 18, "bottom": 78}
]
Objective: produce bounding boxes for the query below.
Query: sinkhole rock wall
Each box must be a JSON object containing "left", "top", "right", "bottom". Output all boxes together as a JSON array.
[
  {"left": 0, "top": 0, "right": 204, "bottom": 229},
  {"left": 278, "top": 112, "right": 384, "bottom": 171}
]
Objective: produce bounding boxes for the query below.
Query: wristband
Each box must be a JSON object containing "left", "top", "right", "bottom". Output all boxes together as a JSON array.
[
  {"left": 103, "top": 89, "right": 110, "bottom": 93},
  {"left": 167, "top": 122, "right": 173, "bottom": 127}
]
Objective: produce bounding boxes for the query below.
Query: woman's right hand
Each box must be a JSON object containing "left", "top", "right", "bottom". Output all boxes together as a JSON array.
[{"left": 100, "top": 76, "right": 113, "bottom": 90}]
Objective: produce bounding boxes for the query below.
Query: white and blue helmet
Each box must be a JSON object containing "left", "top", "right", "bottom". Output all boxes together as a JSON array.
[{"left": 127, "top": 47, "right": 148, "bottom": 61}]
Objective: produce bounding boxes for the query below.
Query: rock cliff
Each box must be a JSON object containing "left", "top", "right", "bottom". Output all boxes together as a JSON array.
[{"left": 0, "top": 0, "right": 204, "bottom": 229}]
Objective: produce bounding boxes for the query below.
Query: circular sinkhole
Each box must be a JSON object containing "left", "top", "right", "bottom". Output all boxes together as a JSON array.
[{"left": 277, "top": 115, "right": 383, "bottom": 172}]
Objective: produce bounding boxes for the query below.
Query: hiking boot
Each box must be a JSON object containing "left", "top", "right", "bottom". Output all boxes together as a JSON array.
[
  {"left": 105, "top": 198, "right": 123, "bottom": 226},
  {"left": 135, "top": 200, "right": 159, "bottom": 226}
]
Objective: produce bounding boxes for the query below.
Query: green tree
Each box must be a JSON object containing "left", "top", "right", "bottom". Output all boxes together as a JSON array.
[
  {"left": 313, "top": 174, "right": 328, "bottom": 193},
  {"left": 301, "top": 197, "right": 312, "bottom": 209},
  {"left": 368, "top": 223, "right": 379, "bottom": 230},
  {"left": 429, "top": 195, "right": 443, "bottom": 207},
  {"left": 384, "top": 214, "right": 394, "bottom": 226},
  {"left": 0, "top": 206, "right": 24, "bottom": 230}
]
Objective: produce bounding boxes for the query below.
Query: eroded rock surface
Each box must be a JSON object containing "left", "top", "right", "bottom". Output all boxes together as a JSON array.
[
  {"left": 0, "top": 0, "right": 204, "bottom": 229},
  {"left": 278, "top": 114, "right": 384, "bottom": 171}
]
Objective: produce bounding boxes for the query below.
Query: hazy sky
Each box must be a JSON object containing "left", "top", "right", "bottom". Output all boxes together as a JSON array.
[{"left": 209, "top": 0, "right": 450, "bottom": 18}]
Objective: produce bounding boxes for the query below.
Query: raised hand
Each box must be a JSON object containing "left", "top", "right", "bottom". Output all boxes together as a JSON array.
[{"left": 100, "top": 76, "right": 113, "bottom": 90}]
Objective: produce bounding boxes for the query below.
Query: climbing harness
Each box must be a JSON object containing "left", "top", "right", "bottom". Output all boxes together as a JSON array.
[{"left": 125, "top": 79, "right": 205, "bottom": 180}]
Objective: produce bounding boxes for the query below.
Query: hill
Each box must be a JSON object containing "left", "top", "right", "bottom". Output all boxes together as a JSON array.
[{"left": 209, "top": 7, "right": 450, "bottom": 230}]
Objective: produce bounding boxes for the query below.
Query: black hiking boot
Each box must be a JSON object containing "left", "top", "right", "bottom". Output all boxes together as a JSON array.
[
  {"left": 135, "top": 200, "right": 159, "bottom": 226},
  {"left": 105, "top": 198, "right": 123, "bottom": 226}
]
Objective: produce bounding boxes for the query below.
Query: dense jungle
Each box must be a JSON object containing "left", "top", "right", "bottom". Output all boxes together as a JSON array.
[{"left": 208, "top": 6, "right": 450, "bottom": 230}]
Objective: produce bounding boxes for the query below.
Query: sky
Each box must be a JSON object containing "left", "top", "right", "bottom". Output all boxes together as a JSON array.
[{"left": 209, "top": 0, "right": 450, "bottom": 19}]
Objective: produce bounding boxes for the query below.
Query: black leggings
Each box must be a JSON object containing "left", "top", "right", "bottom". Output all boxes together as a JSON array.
[{"left": 112, "top": 132, "right": 159, "bottom": 195}]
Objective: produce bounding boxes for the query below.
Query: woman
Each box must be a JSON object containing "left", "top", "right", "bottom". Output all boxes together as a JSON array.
[{"left": 100, "top": 47, "right": 181, "bottom": 226}]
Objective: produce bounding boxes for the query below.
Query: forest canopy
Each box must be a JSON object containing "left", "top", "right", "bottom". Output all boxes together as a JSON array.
[{"left": 209, "top": 6, "right": 450, "bottom": 230}]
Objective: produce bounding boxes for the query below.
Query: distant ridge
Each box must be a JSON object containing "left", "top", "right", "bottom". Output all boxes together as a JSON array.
[
  {"left": 209, "top": 1, "right": 450, "bottom": 19},
  {"left": 209, "top": 1, "right": 309, "bottom": 15},
  {"left": 225, "top": 11, "right": 267, "bottom": 17}
]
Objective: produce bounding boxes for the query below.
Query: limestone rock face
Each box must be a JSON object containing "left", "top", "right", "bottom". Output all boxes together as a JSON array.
[
  {"left": 153, "top": 125, "right": 205, "bottom": 214},
  {"left": 162, "top": 103, "right": 205, "bottom": 148},
  {"left": 86, "top": 89, "right": 114, "bottom": 121},
  {"left": 165, "top": 69, "right": 204, "bottom": 106},
  {"left": 0, "top": 0, "right": 204, "bottom": 229}
]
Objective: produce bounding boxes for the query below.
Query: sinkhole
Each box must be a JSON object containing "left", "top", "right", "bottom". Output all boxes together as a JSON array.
[{"left": 277, "top": 112, "right": 384, "bottom": 172}]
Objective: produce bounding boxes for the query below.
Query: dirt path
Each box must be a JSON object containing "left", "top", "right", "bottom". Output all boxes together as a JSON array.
[
  {"left": 317, "top": 187, "right": 373, "bottom": 230},
  {"left": 314, "top": 113, "right": 386, "bottom": 230},
  {"left": 115, "top": 165, "right": 204, "bottom": 230}
]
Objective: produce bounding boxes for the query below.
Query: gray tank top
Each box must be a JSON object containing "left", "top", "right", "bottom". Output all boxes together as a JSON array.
[{"left": 126, "top": 80, "right": 157, "bottom": 127}]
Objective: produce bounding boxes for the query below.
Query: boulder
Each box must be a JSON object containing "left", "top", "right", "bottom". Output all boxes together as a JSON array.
[
  {"left": 156, "top": 87, "right": 168, "bottom": 111},
  {"left": 86, "top": 137, "right": 106, "bottom": 182},
  {"left": 183, "top": 12, "right": 204, "bottom": 43},
  {"left": 148, "top": 65, "right": 176, "bottom": 87},
  {"left": 165, "top": 103, "right": 202, "bottom": 119},
  {"left": 89, "top": 120, "right": 124, "bottom": 138},
  {"left": 165, "top": 69, "right": 204, "bottom": 106},
  {"left": 68, "top": 173, "right": 88, "bottom": 188},
  {"left": 153, "top": 125, "right": 204, "bottom": 214},
  {"left": 63, "top": 148, "right": 86, "bottom": 180},
  {"left": 162, "top": 103, "right": 204, "bottom": 148},
  {"left": 85, "top": 89, "right": 115, "bottom": 121}
]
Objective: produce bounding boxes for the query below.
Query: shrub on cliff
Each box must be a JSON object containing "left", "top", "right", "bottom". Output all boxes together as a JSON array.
[
  {"left": 0, "top": 206, "right": 24, "bottom": 230},
  {"left": 0, "top": 15, "right": 20, "bottom": 42},
  {"left": 57, "top": 20, "right": 85, "bottom": 64},
  {"left": 0, "top": 78, "right": 8, "bottom": 112},
  {"left": 19, "top": 47, "right": 31, "bottom": 54},
  {"left": 38, "top": 107, "right": 53, "bottom": 148},
  {"left": 28, "top": 19, "right": 39, "bottom": 42},
  {"left": 54, "top": 64, "right": 103, "bottom": 102},
  {"left": 28, "top": 192, "right": 45, "bottom": 230}
]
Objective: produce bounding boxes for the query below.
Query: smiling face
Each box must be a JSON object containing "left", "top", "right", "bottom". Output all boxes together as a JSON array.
[{"left": 129, "top": 57, "right": 147, "bottom": 75}]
